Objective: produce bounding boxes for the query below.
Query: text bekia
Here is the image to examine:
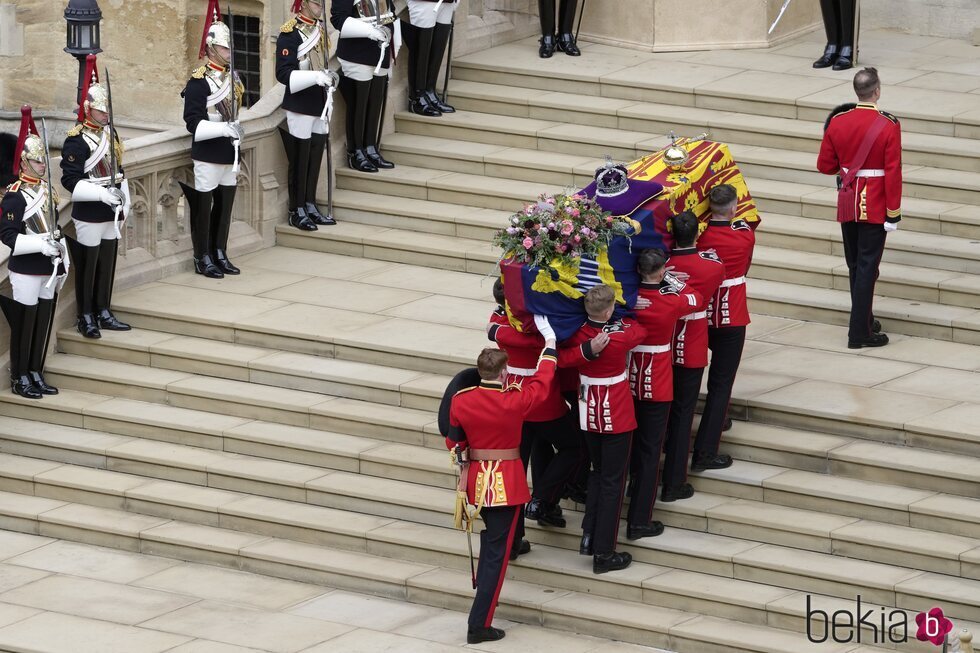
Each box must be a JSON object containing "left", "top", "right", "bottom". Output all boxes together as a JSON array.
[{"left": 805, "top": 595, "right": 908, "bottom": 645}]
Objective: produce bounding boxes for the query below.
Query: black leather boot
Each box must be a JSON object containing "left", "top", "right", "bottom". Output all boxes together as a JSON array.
[
  {"left": 94, "top": 238, "right": 132, "bottom": 329},
  {"left": 626, "top": 522, "right": 664, "bottom": 541},
  {"left": 409, "top": 27, "right": 442, "bottom": 117},
  {"left": 579, "top": 532, "right": 593, "bottom": 555},
  {"left": 538, "top": 0, "right": 556, "bottom": 58},
  {"left": 28, "top": 296, "right": 58, "bottom": 395},
  {"left": 178, "top": 183, "right": 224, "bottom": 278},
  {"left": 305, "top": 133, "right": 335, "bottom": 225},
  {"left": 278, "top": 128, "right": 319, "bottom": 231},
  {"left": 556, "top": 0, "right": 580, "bottom": 56},
  {"left": 661, "top": 483, "right": 695, "bottom": 502},
  {"left": 211, "top": 185, "right": 241, "bottom": 273},
  {"left": 509, "top": 538, "right": 530, "bottom": 561},
  {"left": 691, "top": 452, "right": 733, "bottom": 472},
  {"left": 467, "top": 627, "right": 505, "bottom": 644},
  {"left": 425, "top": 23, "right": 455, "bottom": 113},
  {"left": 814, "top": 0, "right": 841, "bottom": 68},
  {"left": 833, "top": 45, "right": 854, "bottom": 71},
  {"left": 65, "top": 236, "right": 102, "bottom": 337},
  {"left": 365, "top": 76, "right": 396, "bottom": 170},
  {"left": 0, "top": 297, "right": 42, "bottom": 400},
  {"left": 593, "top": 551, "right": 632, "bottom": 574},
  {"left": 342, "top": 78, "right": 380, "bottom": 172}
]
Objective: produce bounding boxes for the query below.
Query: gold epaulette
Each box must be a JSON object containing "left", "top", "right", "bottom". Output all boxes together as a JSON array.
[
  {"left": 7, "top": 181, "right": 21, "bottom": 193},
  {"left": 192, "top": 65, "right": 206, "bottom": 80},
  {"left": 281, "top": 18, "right": 297, "bottom": 33},
  {"left": 66, "top": 124, "right": 83, "bottom": 137}
]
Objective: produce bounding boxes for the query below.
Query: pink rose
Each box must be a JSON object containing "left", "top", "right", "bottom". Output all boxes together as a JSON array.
[
  {"left": 573, "top": 235, "right": 581, "bottom": 243},
  {"left": 569, "top": 208, "right": 580, "bottom": 217},
  {"left": 580, "top": 227, "right": 591, "bottom": 236},
  {"left": 522, "top": 237, "right": 534, "bottom": 249},
  {"left": 560, "top": 221, "right": 574, "bottom": 236}
]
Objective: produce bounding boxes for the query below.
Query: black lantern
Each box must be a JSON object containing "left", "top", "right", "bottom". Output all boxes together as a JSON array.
[{"left": 64, "top": 0, "right": 103, "bottom": 106}]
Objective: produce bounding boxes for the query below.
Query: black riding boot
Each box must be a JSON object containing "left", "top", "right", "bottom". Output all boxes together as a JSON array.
[
  {"left": 0, "top": 297, "right": 41, "bottom": 399},
  {"left": 410, "top": 26, "right": 442, "bottom": 117},
  {"left": 178, "top": 183, "right": 223, "bottom": 278},
  {"left": 65, "top": 236, "right": 102, "bottom": 338},
  {"left": 833, "top": 0, "right": 857, "bottom": 70},
  {"left": 814, "top": 0, "right": 841, "bottom": 68},
  {"left": 94, "top": 238, "right": 131, "bottom": 330},
  {"left": 365, "top": 76, "right": 395, "bottom": 170},
  {"left": 538, "top": 0, "right": 556, "bottom": 57},
  {"left": 211, "top": 185, "right": 240, "bottom": 273},
  {"left": 28, "top": 296, "right": 58, "bottom": 395},
  {"left": 305, "top": 133, "right": 335, "bottom": 225},
  {"left": 278, "top": 128, "right": 319, "bottom": 231},
  {"left": 556, "top": 0, "right": 580, "bottom": 55},
  {"left": 426, "top": 22, "right": 455, "bottom": 113},
  {"left": 342, "top": 77, "right": 379, "bottom": 172}
]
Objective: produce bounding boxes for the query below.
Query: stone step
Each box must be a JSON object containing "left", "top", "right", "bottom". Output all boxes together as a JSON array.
[
  {"left": 331, "top": 188, "right": 980, "bottom": 283},
  {"left": 278, "top": 221, "right": 980, "bottom": 343},
  {"left": 392, "top": 112, "right": 980, "bottom": 205},
  {"left": 450, "top": 48, "right": 980, "bottom": 140},
  {"left": 0, "top": 489, "right": 913, "bottom": 653},
  {"left": 332, "top": 160, "right": 980, "bottom": 243},
  {"left": 3, "top": 437, "right": 980, "bottom": 630},
  {"left": 445, "top": 79, "right": 980, "bottom": 173}
]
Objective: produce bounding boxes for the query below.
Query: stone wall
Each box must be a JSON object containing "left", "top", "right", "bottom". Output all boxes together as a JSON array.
[{"left": 862, "top": 0, "right": 980, "bottom": 40}]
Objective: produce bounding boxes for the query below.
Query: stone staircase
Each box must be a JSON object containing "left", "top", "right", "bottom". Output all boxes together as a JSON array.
[{"left": 2, "top": 31, "right": 980, "bottom": 652}]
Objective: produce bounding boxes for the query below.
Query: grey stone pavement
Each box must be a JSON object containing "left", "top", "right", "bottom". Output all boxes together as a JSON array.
[{"left": 0, "top": 531, "right": 669, "bottom": 653}]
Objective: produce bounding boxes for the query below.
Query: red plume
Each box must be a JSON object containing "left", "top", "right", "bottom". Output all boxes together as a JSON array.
[
  {"left": 77, "top": 54, "right": 99, "bottom": 122},
  {"left": 12, "top": 105, "right": 38, "bottom": 173},
  {"left": 291, "top": 0, "right": 302, "bottom": 12},
  {"left": 198, "top": 0, "right": 223, "bottom": 59}
]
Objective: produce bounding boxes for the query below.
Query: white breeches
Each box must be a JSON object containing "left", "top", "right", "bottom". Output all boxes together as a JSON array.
[
  {"left": 10, "top": 272, "right": 60, "bottom": 305},
  {"left": 286, "top": 110, "right": 329, "bottom": 139},
  {"left": 408, "top": 0, "right": 456, "bottom": 27},
  {"left": 193, "top": 160, "right": 237, "bottom": 192},
  {"left": 73, "top": 219, "right": 119, "bottom": 247},
  {"left": 338, "top": 59, "right": 389, "bottom": 82}
]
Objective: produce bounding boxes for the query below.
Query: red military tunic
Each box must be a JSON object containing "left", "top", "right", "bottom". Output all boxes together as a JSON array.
[
  {"left": 448, "top": 351, "right": 557, "bottom": 507},
  {"left": 629, "top": 281, "right": 702, "bottom": 402},
  {"left": 817, "top": 103, "right": 902, "bottom": 225},
  {"left": 559, "top": 318, "right": 646, "bottom": 434},
  {"left": 667, "top": 247, "right": 725, "bottom": 368},
  {"left": 487, "top": 308, "right": 567, "bottom": 422},
  {"left": 698, "top": 218, "right": 756, "bottom": 329}
]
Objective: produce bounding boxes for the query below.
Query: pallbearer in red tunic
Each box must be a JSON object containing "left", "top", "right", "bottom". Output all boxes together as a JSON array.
[
  {"left": 662, "top": 211, "right": 724, "bottom": 502},
  {"left": 445, "top": 343, "right": 557, "bottom": 644},
  {"left": 627, "top": 249, "right": 701, "bottom": 540},
  {"left": 692, "top": 184, "right": 756, "bottom": 473},
  {"left": 817, "top": 67, "right": 901, "bottom": 349},
  {"left": 559, "top": 285, "right": 645, "bottom": 574},
  {"left": 488, "top": 281, "right": 585, "bottom": 533}
]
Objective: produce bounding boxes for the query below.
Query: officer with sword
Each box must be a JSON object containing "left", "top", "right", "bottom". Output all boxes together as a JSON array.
[
  {"left": 1, "top": 106, "right": 69, "bottom": 399},
  {"left": 331, "top": 0, "right": 399, "bottom": 173},
  {"left": 769, "top": 0, "right": 861, "bottom": 71},
  {"left": 61, "top": 54, "right": 132, "bottom": 339},
  {"left": 277, "top": 0, "right": 340, "bottom": 231},
  {"left": 180, "top": 0, "right": 245, "bottom": 279}
]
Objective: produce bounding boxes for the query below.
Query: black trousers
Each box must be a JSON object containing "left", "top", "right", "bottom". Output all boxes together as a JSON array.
[
  {"left": 563, "top": 390, "right": 592, "bottom": 491},
  {"left": 663, "top": 366, "right": 705, "bottom": 489},
  {"left": 693, "top": 326, "right": 746, "bottom": 459},
  {"left": 582, "top": 431, "right": 631, "bottom": 555},
  {"left": 841, "top": 222, "right": 887, "bottom": 341},
  {"left": 469, "top": 505, "right": 520, "bottom": 628},
  {"left": 818, "top": 0, "right": 857, "bottom": 48},
  {"left": 628, "top": 400, "right": 670, "bottom": 527},
  {"left": 521, "top": 413, "right": 587, "bottom": 504}
]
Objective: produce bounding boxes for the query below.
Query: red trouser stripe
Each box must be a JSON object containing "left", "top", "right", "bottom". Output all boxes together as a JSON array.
[{"left": 484, "top": 507, "right": 521, "bottom": 627}]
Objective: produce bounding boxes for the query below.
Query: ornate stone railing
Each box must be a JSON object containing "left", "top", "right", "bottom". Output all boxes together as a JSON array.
[{"left": 0, "top": 86, "right": 291, "bottom": 374}]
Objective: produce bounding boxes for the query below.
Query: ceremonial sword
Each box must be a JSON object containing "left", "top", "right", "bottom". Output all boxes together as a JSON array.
[
  {"left": 227, "top": 5, "right": 243, "bottom": 175},
  {"left": 38, "top": 119, "right": 65, "bottom": 290},
  {"left": 105, "top": 67, "right": 125, "bottom": 239}
]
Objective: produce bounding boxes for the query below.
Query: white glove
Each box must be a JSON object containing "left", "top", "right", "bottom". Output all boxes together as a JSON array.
[
  {"left": 120, "top": 178, "right": 132, "bottom": 217},
  {"left": 224, "top": 122, "right": 244, "bottom": 140},
  {"left": 194, "top": 120, "right": 232, "bottom": 142},
  {"left": 39, "top": 239, "right": 60, "bottom": 258},
  {"left": 71, "top": 179, "right": 122, "bottom": 206},
  {"left": 884, "top": 222, "right": 898, "bottom": 232},
  {"left": 12, "top": 233, "right": 46, "bottom": 256},
  {"left": 533, "top": 314, "right": 556, "bottom": 342},
  {"left": 289, "top": 70, "right": 323, "bottom": 93},
  {"left": 340, "top": 17, "right": 387, "bottom": 42}
]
